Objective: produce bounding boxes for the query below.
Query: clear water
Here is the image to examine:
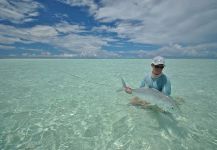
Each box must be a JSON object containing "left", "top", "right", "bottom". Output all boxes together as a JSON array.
[{"left": 0, "top": 59, "right": 216, "bottom": 150}]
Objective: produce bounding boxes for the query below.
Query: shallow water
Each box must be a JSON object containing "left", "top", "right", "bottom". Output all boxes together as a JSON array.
[{"left": 0, "top": 59, "right": 217, "bottom": 150}]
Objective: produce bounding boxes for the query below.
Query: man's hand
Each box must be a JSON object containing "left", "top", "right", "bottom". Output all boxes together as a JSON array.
[{"left": 125, "top": 86, "right": 132, "bottom": 94}]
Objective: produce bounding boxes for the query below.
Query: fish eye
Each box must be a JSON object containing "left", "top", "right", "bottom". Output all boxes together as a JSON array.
[{"left": 171, "top": 107, "right": 174, "bottom": 109}]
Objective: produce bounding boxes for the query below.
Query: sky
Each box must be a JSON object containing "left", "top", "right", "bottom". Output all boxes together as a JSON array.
[{"left": 0, "top": 0, "right": 217, "bottom": 58}]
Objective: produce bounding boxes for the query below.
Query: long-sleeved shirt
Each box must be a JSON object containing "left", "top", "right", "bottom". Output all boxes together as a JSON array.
[{"left": 140, "top": 73, "right": 171, "bottom": 96}]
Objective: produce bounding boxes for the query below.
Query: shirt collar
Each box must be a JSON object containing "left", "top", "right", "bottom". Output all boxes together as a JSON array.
[{"left": 151, "top": 72, "right": 163, "bottom": 79}]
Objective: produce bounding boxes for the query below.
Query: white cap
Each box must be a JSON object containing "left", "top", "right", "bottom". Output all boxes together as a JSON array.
[{"left": 152, "top": 56, "right": 165, "bottom": 65}]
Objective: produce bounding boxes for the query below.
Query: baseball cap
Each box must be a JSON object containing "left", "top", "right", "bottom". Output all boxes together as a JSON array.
[{"left": 151, "top": 56, "right": 165, "bottom": 65}]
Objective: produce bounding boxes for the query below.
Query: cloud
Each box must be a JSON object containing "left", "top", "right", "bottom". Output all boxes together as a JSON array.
[
  {"left": 1, "top": 21, "right": 216, "bottom": 58},
  {"left": 93, "top": 0, "right": 217, "bottom": 45},
  {"left": 154, "top": 43, "right": 217, "bottom": 58},
  {"left": 0, "top": 22, "right": 86, "bottom": 44},
  {"left": 119, "top": 43, "right": 217, "bottom": 58},
  {"left": 1, "top": 0, "right": 216, "bottom": 58},
  {"left": 0, "top": 44, "right": 15, "bottom": 50},
  {"left": 0, "top": 34, "right": 22, "bottom": 44},
  {"left": 0, "top": 0, "right": 44, "bottom": 24},
  {"left": 54, "top": 21, "right": 86, "bottom": 34},
  {"left": 58, "top": 0, "right": 98, "bottom": 14},
  {"left": 28, "top": 25, "right": 59, "bottom": 38},
  {"left": 95, "top": 0, "right": 151, "bottom": 22},
  {"left": 0, "top": 23, "right": 117, "bottom": 58},
  {"left": 0, "top": 24, "right": 34, "bottom": 44},
  {"left": 54, "top": 13, "right": 69, "bottom": 20}
]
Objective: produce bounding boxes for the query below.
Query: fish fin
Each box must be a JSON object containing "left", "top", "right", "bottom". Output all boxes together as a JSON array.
[
  {"left": 121, "top": 78, "right": 127, "bottom": 88},
  {"left": 116, "top": 78, "right": 127, "bottom": 92}
]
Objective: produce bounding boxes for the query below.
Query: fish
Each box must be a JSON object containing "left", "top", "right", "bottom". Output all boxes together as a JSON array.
[{"left": 121, "top": 78, "right": 180, "bottom": 114}]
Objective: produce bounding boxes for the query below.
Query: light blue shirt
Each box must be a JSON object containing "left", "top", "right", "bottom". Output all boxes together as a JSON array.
[{"left": 140, "top": 73, "right": 171, "bottom": 96}]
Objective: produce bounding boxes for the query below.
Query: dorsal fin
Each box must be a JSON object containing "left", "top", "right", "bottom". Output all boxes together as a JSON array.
[{"left": 121, "top": 78, "right": 127, "bottom": 88}]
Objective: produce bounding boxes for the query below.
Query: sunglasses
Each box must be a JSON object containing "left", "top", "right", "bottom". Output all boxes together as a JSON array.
[{"left": 154, "top": 65, "right": 164, "bottom": 69}]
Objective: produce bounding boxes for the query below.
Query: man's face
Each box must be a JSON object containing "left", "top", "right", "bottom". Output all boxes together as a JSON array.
[{"left": 152, "top": 64, "right": 164, "bottom": 75}]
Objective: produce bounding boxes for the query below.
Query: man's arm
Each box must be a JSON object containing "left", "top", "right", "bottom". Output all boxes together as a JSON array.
[
  {"left": 140, "top": 80, "right": 145, "bottom": 88},
  {"left": 140, "top": 75, "right": 148, "bottom": 88},
  {"left": 162, "top": 77, "right": 171, "bottom": 96}
]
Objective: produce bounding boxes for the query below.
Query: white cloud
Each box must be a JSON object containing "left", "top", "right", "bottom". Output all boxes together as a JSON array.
[
  {"left": 123, "top": 43, "right": 217, "bottom": 58},
  {"left": 0, "top": 0, "right": 43, "bottom": 24},
  {"left": 93, "top": 0, "right": 217, "bottom": 45},
  {"left": 40, "top": 51, "right": 51, "bottom": 56},
  {"left": 28, "top": 25, "right": 59, "bottom": 38},
  {"left": 1, "top": 21, "right": 216, "bottom": 58},
  {"left": 58, "top": 0, "right": 98, "bottom": 14},
  {"left": 95, "top": 0, "right": 150, "bottom": 22},
  {"left": 21, "top": 53, "right": 36, "bottom": 57},
  {"left": 54, "top": 13, "right": 69, "bottom": 19},
  {"left": 0, "top": 23, "right": 117, "bottom": 58},
  {"left": 0, "top": 24, "right": 35, "bottom": 44},
  {"left": 0, "top": 22, "right": 86, "bottom": 44},
  {"left": 55, "top": 22, "right": 86, "bottom": 34},
  {"left": 0, "top": 44, "right": 15, "bottom": 50},
  {"left": 52, "top": 34, "right": 107, "bottom": 51},
  {"left": 1, "top": 0, "right": 216, "bottom": 58},
  {"left": 0, "top": 34, "right": 22, "bottom": 44},
  {"left": 59, "top": 53, "right": 78, "bottom": 57}
]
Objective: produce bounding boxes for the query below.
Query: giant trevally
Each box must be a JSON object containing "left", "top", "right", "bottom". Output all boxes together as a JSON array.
[{"left": 121, "top": 78, "right": 180, "bottom": 114}]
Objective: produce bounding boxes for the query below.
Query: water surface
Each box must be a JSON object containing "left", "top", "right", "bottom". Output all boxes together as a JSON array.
[{"left": 0, "top": 59, "right": 216, "bottom": 150}]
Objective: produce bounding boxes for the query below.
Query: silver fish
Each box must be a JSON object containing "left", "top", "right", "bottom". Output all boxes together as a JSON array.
[{"left": 121, "top": 78, "right": 180, "bottom": 114}]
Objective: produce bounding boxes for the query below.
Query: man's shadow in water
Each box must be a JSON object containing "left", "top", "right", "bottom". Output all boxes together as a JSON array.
[
  {"left": 129, "top": 101, "right": 188, "bottom": 138},
  {"left": 129, "top": 96, "right": 188, "bottom": 138},
  {"left": 146, "top": 110, "right": 188, "bottom": 138}
]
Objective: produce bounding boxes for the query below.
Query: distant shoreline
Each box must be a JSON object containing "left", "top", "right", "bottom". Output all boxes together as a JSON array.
[{"left": 0, "top": 57, "right": 216, "bottom": 59}]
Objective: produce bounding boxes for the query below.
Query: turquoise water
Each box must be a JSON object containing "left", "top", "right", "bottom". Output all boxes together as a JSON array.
[{"left": 0, "top": 59, "right": 217, "bottom": 150}]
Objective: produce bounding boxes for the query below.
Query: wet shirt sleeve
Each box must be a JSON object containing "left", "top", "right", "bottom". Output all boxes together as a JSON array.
[
  {"left": 162, "top": 77, "right": 171, "bottom": 96},
  {"left": 140, "top": 79, "right": 146, "bottom": 88},
  {"left": 140, "top": 74, "right": 149, "bottom": 88}
]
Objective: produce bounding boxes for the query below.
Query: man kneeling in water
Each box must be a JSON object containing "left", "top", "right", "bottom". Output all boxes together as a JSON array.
[{"left": 125, "top": 56, "right": 171, "bottom": 111}]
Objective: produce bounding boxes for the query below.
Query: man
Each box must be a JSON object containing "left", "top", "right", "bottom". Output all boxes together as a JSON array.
[{"left": 125, "top": 56, "right": 171, "bottom": 109}]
